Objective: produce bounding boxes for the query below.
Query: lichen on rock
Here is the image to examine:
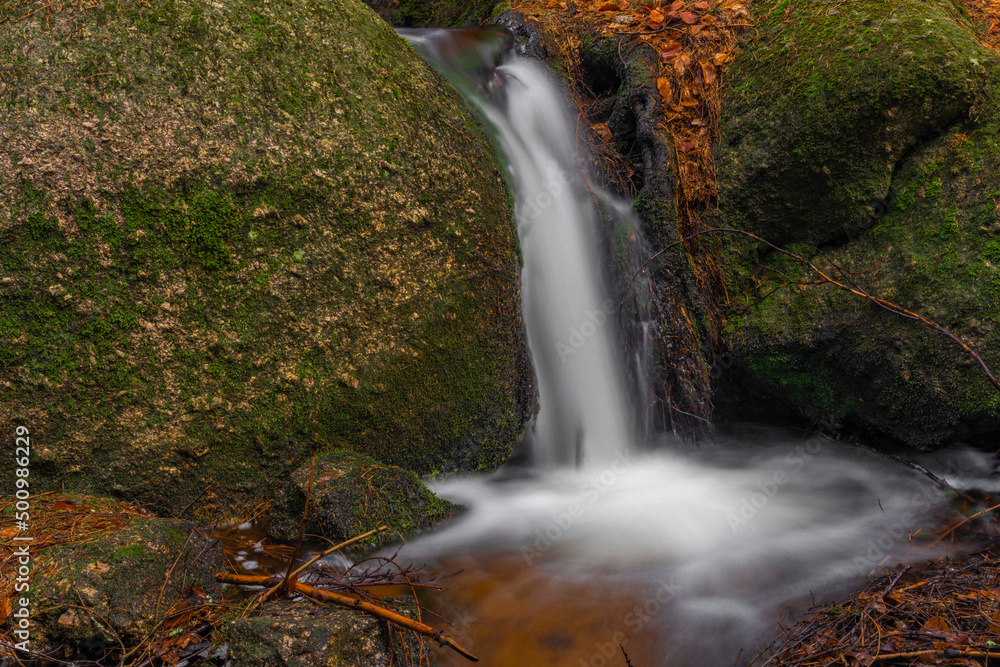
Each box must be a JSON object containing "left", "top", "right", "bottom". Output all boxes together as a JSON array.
[{"left": 0, "top": 0, "right": 532, "bottom": 513}]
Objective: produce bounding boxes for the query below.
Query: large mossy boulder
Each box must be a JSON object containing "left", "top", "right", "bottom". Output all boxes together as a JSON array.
[
  {"left": 714, "top": 0, "right": 1000, "bottom": 446},
  {"left": 0, "top": 0, "right": 531, "bottom": 513},
  {"left": 716, "top": 0, "right": 993, "bottom": 247}
]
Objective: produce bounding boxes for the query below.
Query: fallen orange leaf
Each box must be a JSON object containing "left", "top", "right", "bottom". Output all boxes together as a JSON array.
[
  {"left": 921, "top": 615, "right": 951, "bottom": 633},
  {"left": 661, "top": 41, "right": 683, "bottom": 55},
  {"left": 680, "top": 86, "right": 699, "bottom": 106},
  {"left": 649, "top": 7, "right": 665, "bottom": 21},
  {"left": 679, "top": 10, "right": 699, "bottom": 22},
  {"left": 700, "top": 60, "right": 716, "bottom": 85},
  {"left": 591, "top": 122, "right": 613, "bottom": 142},
  {"left": 674, "top": 52, "right": 692, "bottom": 76},
  {"left": 656, "top": 76, "right": 672, "bottom": 102}
]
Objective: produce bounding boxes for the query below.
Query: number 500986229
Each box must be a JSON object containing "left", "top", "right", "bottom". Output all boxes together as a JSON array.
[{"left": 14, "top": 426, "right": 30, "bottom": 529}]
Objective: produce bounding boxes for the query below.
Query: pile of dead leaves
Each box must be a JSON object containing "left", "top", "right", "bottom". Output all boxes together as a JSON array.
[
  {"left": 0, "top": 492, "right": 150, "bottom": 627},
  {"left": 962, "top": 0, "right": 1000, "bottom": 52},
  {"left": 757, "top": 549, "right": 1000, "bottom": 667},
  {"left": 509, "top": 0, "right": 748, "bottom": 216},
  {"left": 593, "top": 0, "right": 748, "bottom": 215}
]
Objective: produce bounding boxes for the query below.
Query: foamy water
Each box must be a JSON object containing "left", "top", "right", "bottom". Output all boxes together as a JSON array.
[{"left": 395, "top": 28, "right": 992, "bottom": 666}]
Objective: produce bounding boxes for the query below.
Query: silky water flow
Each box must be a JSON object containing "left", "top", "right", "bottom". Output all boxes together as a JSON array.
[{"left": 393, "top": 27, "right": 994, "bottom": 667}]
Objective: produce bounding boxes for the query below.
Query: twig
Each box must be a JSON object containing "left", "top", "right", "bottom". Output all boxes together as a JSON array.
[
  {"left": 618, "top": 227, "right": 1000, "bottom": 397},
  {"left": 292, "top": 581, "right": 479, "bottom": 662},
  {"left": 284, "top": 452, "right": 317, "bottom": 595},
  {"left": 879, "top": 565, "right": 910, "bottom": 601},
  {"left": 817, "top": 433, "right": 964, "bottom": 496},
  {"left": 287, "top": 525, "right": 388, "bottom": 581},
  {"left": 931, "top": 502, "right": 1000, "bottom": 546},
  {"left": 175, "top": 486, "right": 210, "bottom": 520}
]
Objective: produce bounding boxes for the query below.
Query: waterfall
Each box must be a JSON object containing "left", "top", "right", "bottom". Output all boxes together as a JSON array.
[
  {"left": 402, "top": 29, "right": 634, "bottom": 468},
  {"left": 395, "top": 28, "right": 972, "bottom": 667}
]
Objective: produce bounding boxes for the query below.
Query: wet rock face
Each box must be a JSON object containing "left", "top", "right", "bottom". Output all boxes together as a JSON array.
[
  {"left": 0, "top": 0, "right": 531, "bottom": 513},
  {"left": 713, "top": 0, "right": 1000, "bottom": 446},
  {"left": 267, "top": 450, "right": 459, "bottom": 549}
]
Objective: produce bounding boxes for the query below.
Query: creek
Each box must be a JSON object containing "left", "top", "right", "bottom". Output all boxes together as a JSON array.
[{"left": 394, "top": 27, "right": 997, "bottom": 666}]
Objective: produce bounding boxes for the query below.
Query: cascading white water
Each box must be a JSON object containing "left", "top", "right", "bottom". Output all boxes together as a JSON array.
[
  {"left": 483, "top": 60, "right": 635, "bottom": 467},
  {"left": 396, "top": 29, "right": 989, "bottom": 666},
  {"left": 402, "top": 28, "right": 634, "bottom": 467}
]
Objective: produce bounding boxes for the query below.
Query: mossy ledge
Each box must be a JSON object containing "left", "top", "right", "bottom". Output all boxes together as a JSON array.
[
  {"left": 714, "top": 0, "right": 1000, "bottom": 446},
  {"left": 0, "top": 0, "right": 532, "bottom": 513}
]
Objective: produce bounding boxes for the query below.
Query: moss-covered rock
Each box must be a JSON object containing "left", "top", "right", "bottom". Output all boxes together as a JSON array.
[
  {"left": 717, "top": 0, "right": 994, "bottom": 248},
  {"left": 0, "top": 0, "right": 532, "bottom": 513},
  {"left": 224, "top": 599, "right": 423, "bottom": 666},
  {"left": 29, "top": 518, "right": 224, "bottom": 653},
  {"left": 364, "top": 0, "right": 503, "bottom": 28},
  {"left": 267, "top": 449, "right": 458, "bottom": 549},
  {"left": 714, "top": 0, "right": 1000, "bottom": 446}
]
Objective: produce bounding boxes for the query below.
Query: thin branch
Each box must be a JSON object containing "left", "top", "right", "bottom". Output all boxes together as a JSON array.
[
  {"left": 284, "top": 452, "right": 317, "bottom": 595},
  {"left": 214, "top": 572, "right": 479, "bottom": 662},
  {"left": 287, "top": 525, "right": 388, "bottom": 581},
  {"left": 619, "top": 227, "right": 1000, "bottom": 396}
]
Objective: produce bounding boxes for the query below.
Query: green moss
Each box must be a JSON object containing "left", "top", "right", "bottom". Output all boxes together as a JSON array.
[
  {"left": 717, "top": 0, "right": 996, "bottom": 250},
  {"left": 268, "top": 449, "right": 459, "bottom": 549},
  {"left": 0, "top": 0, "right": 529, "bottom": 514},
  {"left": 111, "top": 543, "right": 148, "bottom": 563},
  {"left": 25, "top": 212, "right": 58, "bottom": 240},
  {"left": 723, "top": 78, "right": 1000, "bottom": 445},
  {"left": 745, "top": 353, "right": 852, "bottom": 416}
]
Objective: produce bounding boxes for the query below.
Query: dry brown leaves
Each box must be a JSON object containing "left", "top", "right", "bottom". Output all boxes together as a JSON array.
[
  {"left": 761, "top": 547, "right": 1000, "bottom": 667},
  {"left": 505, "top": 0, "right": 749, "bottom": 220},
  {"left": 961, "top": 0, "right": 1000, "bottom": 51}
]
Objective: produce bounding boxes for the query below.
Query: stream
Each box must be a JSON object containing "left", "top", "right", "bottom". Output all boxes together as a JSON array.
[{"left": 393, "top": 28, "right": 998, "bottom": 666}]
